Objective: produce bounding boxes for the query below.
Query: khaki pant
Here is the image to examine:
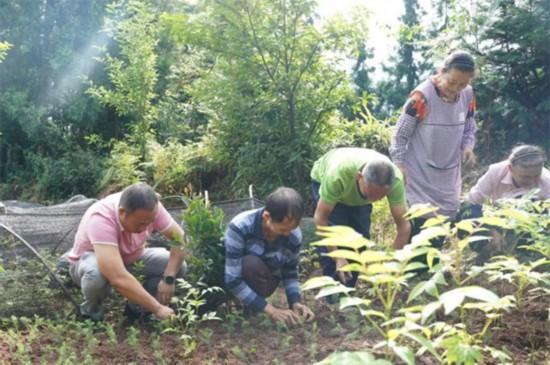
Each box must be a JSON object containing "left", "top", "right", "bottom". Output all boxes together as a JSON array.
[{"left": 68, "top": 248, "right": 186, "bottom": 320}]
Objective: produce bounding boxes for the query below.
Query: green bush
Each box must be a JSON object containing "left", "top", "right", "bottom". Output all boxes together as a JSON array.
[
  {"left": 24, "top": 148, "right": 105, "bottom": 202},
  {"left": 182, "top": 197, "right": 226, "bottom": 288}
]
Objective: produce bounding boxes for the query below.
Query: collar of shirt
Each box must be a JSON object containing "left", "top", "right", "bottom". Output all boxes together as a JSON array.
[
  {"left": 431, "top": 76, "right": 460, "bottom": 103},
  {"left": 114, "top": 200, "right": 125, "bottom": 232},
  {"left": 500, "top": 168, "right": 516, "bottom": 187}
]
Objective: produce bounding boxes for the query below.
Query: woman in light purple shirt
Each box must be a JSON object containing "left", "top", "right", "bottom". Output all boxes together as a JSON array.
[{"left": 389, "top": 51, "right": 478, "bottom": 245}]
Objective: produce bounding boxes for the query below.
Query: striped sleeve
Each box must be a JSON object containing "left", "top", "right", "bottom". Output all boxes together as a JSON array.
[
  {"left": 224, "top": 222, "right": 267, "bottom": 312},
  {"left": 462, "top": 91, "right": 477, "bottom": 150},
  {"left": 281, "top": 230, "right": 302, "bottom": 307},
  {"left": 389, "top": 92, "right": 426, "bottom": 165}
]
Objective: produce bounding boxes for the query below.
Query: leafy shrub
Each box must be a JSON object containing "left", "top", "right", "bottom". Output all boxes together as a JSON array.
[
  {"left": 181, "top": 197, "right": 225, "bottom": 288},
  {"left": 25, "top": 148, "right": 105, "bottom": 201},
  {"left": 99, "top": 140, "right": 142, "bottom": 192}
]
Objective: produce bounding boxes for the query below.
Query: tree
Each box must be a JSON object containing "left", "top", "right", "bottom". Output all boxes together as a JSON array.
[
  {"left": 429, "top": 0, "right": 550, "bottom": 156},
  {"left": 87, "top": 0, "right": 159, "bottom": 161},
  {"left": 176, "top": 0, "right": 367, "bottom": 196},
  {"left": 375, "top": 0, "right": 431, "bottom": 118},
  {"left": 0, "top": 0, "right": 111, "bottom": 199}
]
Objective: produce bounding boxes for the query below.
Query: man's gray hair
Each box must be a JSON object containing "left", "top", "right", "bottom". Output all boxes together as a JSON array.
[
  {"left": 119, "top": 182, "right": 159, "bottom": 214},
  {"left": 362, "top": 158, "right": 396, "bottom": 188},
  {"left": 509, "top": 145, "right": 547, "bottom": 168}
]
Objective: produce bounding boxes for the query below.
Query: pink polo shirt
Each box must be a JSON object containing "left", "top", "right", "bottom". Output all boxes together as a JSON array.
[
  {"left": 466, "top": 161, "right": 550, "bottom": 205},
  {"left": 68, "top": 192, "right": 175, "bottom": 265}
]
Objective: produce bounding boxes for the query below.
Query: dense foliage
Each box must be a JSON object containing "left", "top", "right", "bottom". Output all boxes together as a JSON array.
[{"left": 0, "top": 0, "right": 547, "bottom": 200}]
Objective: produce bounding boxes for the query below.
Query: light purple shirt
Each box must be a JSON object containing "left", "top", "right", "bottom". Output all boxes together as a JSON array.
[{"left": 466, "top": 161, "right": 550, "bottom": 204}]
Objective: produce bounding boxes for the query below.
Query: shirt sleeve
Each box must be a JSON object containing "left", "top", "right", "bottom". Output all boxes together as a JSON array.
[
  {"left": 88, "top": 214, "right": 119, "bottom": 247},
  {"left": 389, "top": 92, "right": 427, "bottom": 165},
  {"left": 224, "top": 222, "right": 267, "bottom": 312},
  {"left": 462, "top": 91, "right": 477, "bottom": 150},
  {"left": 281, "top": 230, "right": 302, "bottom": 308},
  {"left": 153, "top": 202, "right": 177, "bottom": 233},
  {"left": 466, "top": 168, "right": 494, "bottom": 205},
  {"left": 387, "top": 174, "right": 407, "bottom": 206},
  {"left": 319, "top": 173, "right": 345, "bottom": 205}
]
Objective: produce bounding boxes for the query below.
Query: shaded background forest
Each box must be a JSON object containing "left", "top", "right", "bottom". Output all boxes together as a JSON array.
[{"left": 0, "top": 0, "right": 548, "bottom": 203}]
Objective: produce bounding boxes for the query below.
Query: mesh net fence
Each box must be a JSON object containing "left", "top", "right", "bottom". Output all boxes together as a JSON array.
[{"left": 0, "top": 195, "right": 264, "bottom": 317}]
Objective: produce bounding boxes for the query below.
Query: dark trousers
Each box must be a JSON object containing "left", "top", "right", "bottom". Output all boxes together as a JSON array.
[
  {"left": 311, "top": 181, "right": 372, "bottom": 288},
  {"left": 242, "top": 255, "right": 279, "bottom": 298},
  {"left": 408, "top": 203, "right": 484, "bottom": 271}
]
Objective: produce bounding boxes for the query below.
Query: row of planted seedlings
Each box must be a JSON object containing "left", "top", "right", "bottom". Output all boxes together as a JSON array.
[
  {"left": 303, "top": 198, "right": 550, "bottom": 365},
  {"left": 0, "top": 196, "right": 227, "bottom": 364}
]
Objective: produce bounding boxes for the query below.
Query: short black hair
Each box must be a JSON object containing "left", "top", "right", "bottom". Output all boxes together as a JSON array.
[
  {"left": 264, "top": 187, "right": 304, "bottom": 223},
  {"left": 443, "top": 51, "right": 476, "bottom": 73},
  {"left": 119, "top": 182, "right": 158, "bottom": 214}
]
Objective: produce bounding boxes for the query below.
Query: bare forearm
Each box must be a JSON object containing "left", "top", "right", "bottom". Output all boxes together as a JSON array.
[
  {"left": 393, "top": 221, "right": 411, "bottom": 250},
  {"left": 164, "top": 247, "right": 184, "bottom": 277}
]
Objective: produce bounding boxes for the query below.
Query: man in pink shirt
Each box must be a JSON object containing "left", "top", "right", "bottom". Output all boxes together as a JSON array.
[
  {"left": 66, "top": 182, "right": 187, "bottom": 321},
  {"left": 466, "top": 145, "right": 549, "bottom": 205}
]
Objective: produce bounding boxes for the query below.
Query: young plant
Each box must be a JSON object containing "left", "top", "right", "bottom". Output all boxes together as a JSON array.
[
  {"left": 471, "top": 256, "right": 550, "bottom": 309},
  {"left": 181, "top": 197, "right": 226, "bottom": 288},
  {"left": 302, "top": 225, "right": 440, "bottom": 364},
  {"left": 161, "top": 278, "right": 222, "bottom": 355}
]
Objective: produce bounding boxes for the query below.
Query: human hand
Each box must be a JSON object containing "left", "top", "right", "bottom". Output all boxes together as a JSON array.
[
  {"left": 335, "top": 258, "right": 352, "bottom": 284},
  {"left": 462, "top": 149, "right": 477, "bottom": 167},
  {"left": 292, "top": 303, "right": 315, "bottom": 322},
  {"left": 264, "top": 304, "right": 300, "bottom": 325},
  {"left": 154, "top": 304, "right": 174, "bottom": 320},
  {"left": 156, "top": 279, "right": 175, "bottom": 305}
]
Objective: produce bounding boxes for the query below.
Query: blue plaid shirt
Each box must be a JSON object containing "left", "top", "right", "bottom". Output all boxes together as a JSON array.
[{"left": 224, "top": 208, "right": 302, "bottom": 312}]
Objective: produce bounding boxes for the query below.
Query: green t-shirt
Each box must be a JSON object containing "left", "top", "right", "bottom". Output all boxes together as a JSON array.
[{"left": 311, "top": 148, "right": 406, "bottom": 206}]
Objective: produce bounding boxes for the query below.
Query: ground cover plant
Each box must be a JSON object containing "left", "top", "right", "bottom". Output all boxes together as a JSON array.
[{"left": 0, "top": 199, "right": 548, "bottom": 364}]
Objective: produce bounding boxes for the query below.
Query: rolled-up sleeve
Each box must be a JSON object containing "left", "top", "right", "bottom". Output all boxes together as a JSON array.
[
  {"left": 389, "top": 94, "right": 425, "bottom": 165},
  {"left": 462, "top": 93, "right": 477, "bottom": 150},
  {"left": 466, "top": 169, "right": 494, "bottom": 205}
]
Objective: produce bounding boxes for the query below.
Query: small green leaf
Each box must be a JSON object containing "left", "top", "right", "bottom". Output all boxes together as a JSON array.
[
  {"left": 390, "top": 343, "right": 415, "bottom": 365},
  {"left": 315, "top": 285, "right": 354, "bottom": 299},
  {"left": 339, "top": 296, "right": 368, "bottom": 310},
  {"left": 421, "top": 301, "right": 441, "bottom": 323},
  {"left": 326, "top": 250, "right": 363, "bottom": 263},
  {"left": 315, "top": 351, "right": 393, "bottom": 365},
  {"left": 439, "top": 290, "right": 465, "bottom": 314},
  {"left": 301, "top": 276, "right": 338, "bottom": 291}
]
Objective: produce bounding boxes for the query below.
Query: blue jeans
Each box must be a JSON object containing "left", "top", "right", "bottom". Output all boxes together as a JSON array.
[{"left": 311, "top": 181, "right": 372, "bottom": 288}]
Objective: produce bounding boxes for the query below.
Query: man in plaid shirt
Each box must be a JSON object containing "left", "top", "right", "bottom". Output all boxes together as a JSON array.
[{"left": 224, "top": 187, "right": 315, "bottom": 324}]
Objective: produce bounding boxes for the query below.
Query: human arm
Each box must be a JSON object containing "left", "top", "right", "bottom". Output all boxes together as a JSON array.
[
  {"left": 157, "top": 223, "right": 186, "bottom": 304},
  {"left": 462, "top": 92, "right": 477, "bottom": 167},
  {"left": 94, "top": 244, "right": 173, "bottom": 319},
  {"left": 465, "top": 168, "right": 493, "bottom": 205},
  {"left": 389, "top": 204, "right": 411, "bottom": 250},
  {"left": 224, "top": 222, "right": 268, "bottom": 313},
  {"left": 313, "top": 198, "right": 351, "bottom": 283},
  {"left": 389, "top": 92, "right": 427, "bottom": 181}
]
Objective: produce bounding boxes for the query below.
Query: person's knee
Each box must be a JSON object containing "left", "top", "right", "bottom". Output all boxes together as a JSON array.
[
  {"left": 241, "top": 255, "right": 277, "bottom": 298},
  {"left": 81, "top": 267, "right": 109, "bottom": 293}
]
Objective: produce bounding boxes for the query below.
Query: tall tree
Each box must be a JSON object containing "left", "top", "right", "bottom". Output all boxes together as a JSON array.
[
  {"left": 429, "top": 0, "right": 550, "bottom": 156},
  {"left": 375, "top": 0, "right": 431, "bottom": 118},
  {"left": 177, "top": 0, "right": 367, "bottom": 196}
]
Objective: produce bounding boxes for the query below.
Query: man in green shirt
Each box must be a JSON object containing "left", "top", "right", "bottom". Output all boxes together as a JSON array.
[{"left": 311, "top": 148, "right": 411, "bottom": 287}]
